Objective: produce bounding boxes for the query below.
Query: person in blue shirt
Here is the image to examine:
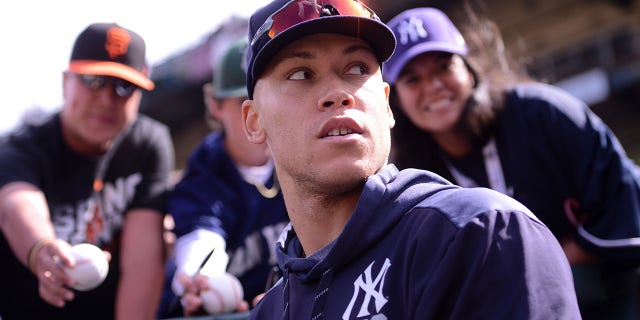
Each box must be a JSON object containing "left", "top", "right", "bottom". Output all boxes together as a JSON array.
[
  {"left": 384, "top": 7, "right": 640, "bottom": 319},
  {"left": 160, "top": 37, "right": 288, "bottom": 317},
  {"left": 240, "top": 0, "right": 581, "bottom": 319}
]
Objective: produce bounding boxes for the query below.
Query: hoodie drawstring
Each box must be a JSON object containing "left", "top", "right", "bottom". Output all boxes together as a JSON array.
[
  {"left": 282, "top": 266, "right": 290, "bottom": 320},
  {"left": 310, "top": 268, "right": 334, "bottom": 320}
]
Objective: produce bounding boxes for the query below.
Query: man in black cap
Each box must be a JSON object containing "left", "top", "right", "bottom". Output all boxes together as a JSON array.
[
  {"left": 241, "top": 0, "right": 580, "bottom": 319},
  {"left": 0, "top": 23, "right": 174, "bottom": 319}
]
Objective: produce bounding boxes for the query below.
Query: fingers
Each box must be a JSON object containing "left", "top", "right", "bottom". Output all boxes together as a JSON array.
[
  {"left": 103, "top": 250, "right": 112, "bottom": 262},
  {"left": 176, "top": 272, "right": 205, "bottom": 316},
  {"left": 181, "top": 291, "right": 204, "bottom": 316},
  {"left": 31, "top": 240, "right": 76, "bottom": 307},
  {"left": 192, "top": 273, "right": 210, "bottom": 290},
  {"left": 48, "top": 239, "right": 75, "bottom": 267},
  {"left": 252, "top": 293, "right": 265, "bottom": 307},
  {"left": 237, "top": 299, "right": 250, "bottom": 312},
  {"left": 38, "top": 268, "right": 75, "bottom": 307}
]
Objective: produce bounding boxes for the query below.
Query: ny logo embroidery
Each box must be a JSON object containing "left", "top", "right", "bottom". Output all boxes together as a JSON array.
[
  {"left": 397, "top": 17, "right": 428, "bottom": 45},
  {"left": 105, "top": 27, "right": 131, "bottom": 59},
  {"left": 342, "top": 258, "right": 391, "bottom": 319}
]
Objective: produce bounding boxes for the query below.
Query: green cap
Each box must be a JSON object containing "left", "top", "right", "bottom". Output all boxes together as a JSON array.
[{"left": 213, "top": 37, "right": 249, "bottom": 99}]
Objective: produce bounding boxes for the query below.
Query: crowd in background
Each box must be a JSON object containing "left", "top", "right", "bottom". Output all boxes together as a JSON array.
[{"left": 0, "top": 1, "right": 639, "bottom": 319}]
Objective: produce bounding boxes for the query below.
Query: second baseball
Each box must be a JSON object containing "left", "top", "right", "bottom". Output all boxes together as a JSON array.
[{"left": 200, "top": 272, "right": 244, "bottom": 315}]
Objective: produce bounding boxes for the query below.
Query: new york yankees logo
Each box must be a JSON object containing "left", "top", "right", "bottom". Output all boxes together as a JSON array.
[
  {"left": 342, "top": 258, "right": 391, "bottom": 319},
  {"left": 396, "top": 17, "right": 428, "bottom": 45}
]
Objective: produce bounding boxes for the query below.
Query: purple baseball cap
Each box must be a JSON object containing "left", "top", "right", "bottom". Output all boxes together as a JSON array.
[
  {"left": 383, "top": 7, "right": 468, "bottom": 84},
  {"left": 245, "top": 0, "right": 396, "bottom": 99}
]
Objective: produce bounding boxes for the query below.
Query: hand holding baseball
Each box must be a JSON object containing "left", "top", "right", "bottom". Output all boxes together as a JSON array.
[
  {"left": 29, "top": 238, "right": 76, "bottom": 308},
  {"left": 180, "top": 272, "right": 247, "bottom": 316},
  {"left": 200, "top": 272, "right": 245, "bottom": 315},
  {"left": 30, "top": 240, "right": 110, "bottom": 307},
  {"left": 63, "top": 243, "right": 110, "bottom": 291}
]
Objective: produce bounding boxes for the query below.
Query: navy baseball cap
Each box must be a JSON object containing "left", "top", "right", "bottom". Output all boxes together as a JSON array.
[
  {"left": 69, "top": 23, "right": 154, "bottom": 90},
  {"left": 383, "top": 7, "right": 468, "bottom": 85},
  {"left": 213, "top": 37, "right": 248, "bottom": 99},
  {"left": 245, "top": 0, "right": 396, "bottom": 99}
]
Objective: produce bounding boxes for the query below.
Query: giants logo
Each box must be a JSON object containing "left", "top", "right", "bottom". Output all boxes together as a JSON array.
[
  {"left": 52, "top": 173, "right": 142, "bottom": 245},
  {"left": 342, "top": 258, "right": 391, "bottom": 320},
  {"left": 105, "top": 27, "right": 131, "bottom": 59}
]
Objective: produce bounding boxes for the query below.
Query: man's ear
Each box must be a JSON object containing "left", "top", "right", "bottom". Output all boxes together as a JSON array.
[
  {"left": 242, "top": 99, "right": 266, "bottom": 144},
  {"left": 384, "top": 82, "right": 395, "bottom": 129}
]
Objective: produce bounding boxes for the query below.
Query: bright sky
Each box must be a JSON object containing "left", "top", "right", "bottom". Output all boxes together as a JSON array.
[{"left": 0, "top": 0, "right": 268, "bottom": 135}]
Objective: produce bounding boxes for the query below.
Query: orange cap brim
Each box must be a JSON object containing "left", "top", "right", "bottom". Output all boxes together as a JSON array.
[{"left": 69, "top": 60, "right": 155, "bottom": 90}]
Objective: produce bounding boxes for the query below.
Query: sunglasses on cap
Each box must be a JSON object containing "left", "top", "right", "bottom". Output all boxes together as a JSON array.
[
  {"left": 251, "top": 0, "right": 379, "bottom": 46},
  {"left": 71, "top": 73, "right": 139, "bottom": 97}
]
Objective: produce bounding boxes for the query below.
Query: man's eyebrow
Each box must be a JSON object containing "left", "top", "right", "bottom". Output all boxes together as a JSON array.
[
  {"left": 282, "top": 44, "right": 373, "bottom": 61},
  {"left": 282, "top": 50, "right": 314, "bottom": 61},
  {"left": 343, "top": 43, "right": 374, "bottom": 56},
  {"left": 272, "top": 43, "right": 374, "bottom": 67}
]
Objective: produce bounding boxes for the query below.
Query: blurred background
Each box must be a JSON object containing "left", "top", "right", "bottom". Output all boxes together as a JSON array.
[
  {"left": 140, "top": 0, "right": 640, "bottom": 170},
  {"left": 3, "top": 0, "right": 639, "bottom": 171}
]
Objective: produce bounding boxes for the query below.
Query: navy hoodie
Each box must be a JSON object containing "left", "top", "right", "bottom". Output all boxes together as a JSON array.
[{"left": 248, "top": 165, "right": 580, "bottom": 319}]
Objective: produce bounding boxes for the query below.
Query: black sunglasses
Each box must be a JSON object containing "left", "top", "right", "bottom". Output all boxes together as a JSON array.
[{"left": 71, "top": 73, "right": 139, "bottom": 97}]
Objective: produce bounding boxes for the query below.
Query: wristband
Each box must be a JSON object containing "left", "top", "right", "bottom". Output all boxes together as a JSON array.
[{"left": 27, "top": 238, "right": 55, "bottom": 275}]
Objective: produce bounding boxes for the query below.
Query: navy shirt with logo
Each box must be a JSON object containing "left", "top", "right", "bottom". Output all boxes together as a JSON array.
[{"left": 248, "top": 165, "right": 581, "bottom": 319}]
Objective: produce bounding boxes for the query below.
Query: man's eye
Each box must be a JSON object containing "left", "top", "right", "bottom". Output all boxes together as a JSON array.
[
  {"left": 346, "top": 64, "right": 368, "bottom": 75},
  {"left": 288, "top": 69, "right": 311, "bottom": 80}
]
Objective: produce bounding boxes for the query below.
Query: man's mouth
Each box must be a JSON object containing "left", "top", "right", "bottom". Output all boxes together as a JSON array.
[{"left": 326, "top": 128, "right": 354, "bottom": 137}]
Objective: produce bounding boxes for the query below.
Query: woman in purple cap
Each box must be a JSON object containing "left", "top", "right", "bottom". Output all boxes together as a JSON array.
[{"left": 384, "top": 7, "right": 640, "bottom": 319}]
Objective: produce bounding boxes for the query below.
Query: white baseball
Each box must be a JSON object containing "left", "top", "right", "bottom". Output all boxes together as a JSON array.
[
  {"left": 63, "top": 243, "right": 109, "bottom": 291},
  {"left": 200, "top": 272, "right": 244, "bottom": 315}
]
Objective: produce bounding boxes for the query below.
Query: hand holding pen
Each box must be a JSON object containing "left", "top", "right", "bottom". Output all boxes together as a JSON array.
[
  {"left": 167, "top": 248, "right": 215, "bottom": 316},
  {"left": 173, "top": 249, "right": 249, "bottom": 316}
]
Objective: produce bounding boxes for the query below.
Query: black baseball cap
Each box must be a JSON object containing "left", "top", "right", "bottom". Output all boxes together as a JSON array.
[
  {"left": 245, "top": 0, "right": 396, "bottom": 99},
  {"left": 68, "top": 23, "right": 154, "bottom": 90}
]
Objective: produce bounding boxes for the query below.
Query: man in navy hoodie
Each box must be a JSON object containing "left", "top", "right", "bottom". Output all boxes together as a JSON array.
[{"left": 241, "top": 0, "right": 581, "bottom": 319}]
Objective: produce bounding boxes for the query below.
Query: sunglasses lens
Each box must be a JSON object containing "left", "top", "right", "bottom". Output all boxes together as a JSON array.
[
  {"left": 79, "top": 74, "right": 106, "bottom": 90},
  {"left": 76, "top": 74, "right": 137, "bottom": 97},
  {"left": 260, "top": 0, "right": 376, "bottom": 41},
  {"left": 113, "top": 79, "right": 138, "bottom": 97}
]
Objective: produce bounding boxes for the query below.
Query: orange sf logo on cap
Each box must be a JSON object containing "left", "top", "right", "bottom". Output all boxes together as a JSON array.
[{"left": 105, "top": 27, "right": 131, "bottom": 59}]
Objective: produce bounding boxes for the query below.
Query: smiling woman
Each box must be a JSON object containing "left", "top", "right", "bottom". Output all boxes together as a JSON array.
[{"left": 0, "top": 0, "right": 266, "bottom": 136}]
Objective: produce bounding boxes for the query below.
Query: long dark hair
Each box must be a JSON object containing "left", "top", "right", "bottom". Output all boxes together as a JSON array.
[{"left": 389, "top": 3, "right": 532, "bottom": 171}]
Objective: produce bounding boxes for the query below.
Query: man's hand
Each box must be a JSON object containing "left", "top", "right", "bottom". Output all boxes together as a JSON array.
[
  {"left": 30, "top": 239, "right": 76, "bottom": 307},
  {"left": 178, "top": 272, "right": 249, "bottom": 316}
]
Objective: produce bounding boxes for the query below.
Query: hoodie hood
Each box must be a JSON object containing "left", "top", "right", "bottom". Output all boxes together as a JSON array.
[
  {"left": 270, "top": 164, "right": 457, "bottom": 319},
  {"left": 252, "top": 164, "right": 580, "bottom": 320},
  {"left": 275, "top": 164, "right": 455, "bottom": 281}
]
